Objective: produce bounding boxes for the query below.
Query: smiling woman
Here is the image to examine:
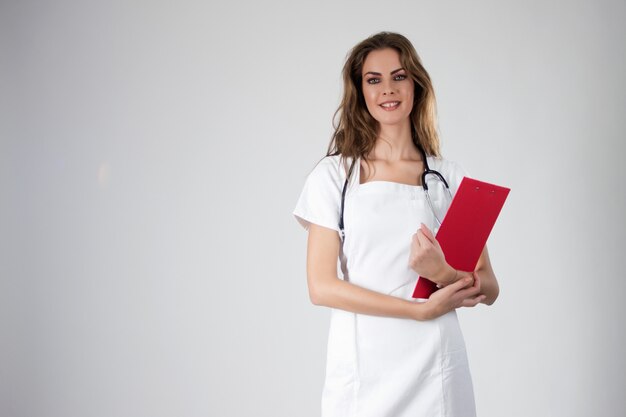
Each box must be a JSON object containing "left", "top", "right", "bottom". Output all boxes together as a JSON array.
[
  {"left": 361, "top": 49, "right": 415, "bottom": 127},
  {"left": 293, "top": 31, "right": 497, "bottom": 417}
]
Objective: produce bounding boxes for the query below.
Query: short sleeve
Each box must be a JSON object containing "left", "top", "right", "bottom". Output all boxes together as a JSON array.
[{"left": 292, "top": 156, "right": 344, "bottom": 233}]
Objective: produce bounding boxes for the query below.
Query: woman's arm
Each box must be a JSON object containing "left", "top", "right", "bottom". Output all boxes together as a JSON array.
[
  {"left": 305, "top": 224, "right": 484, "bottom": 320},
  {"left": 474, "top": 246, "right": 499, "bottom": 305},
  {"left": 409, "top": 224, "right": 499, "bottom": 305}
]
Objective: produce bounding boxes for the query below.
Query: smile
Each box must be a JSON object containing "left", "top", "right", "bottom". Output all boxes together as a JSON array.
[{"left": 380, "top": 101, "right": 401, "bottom": 110}]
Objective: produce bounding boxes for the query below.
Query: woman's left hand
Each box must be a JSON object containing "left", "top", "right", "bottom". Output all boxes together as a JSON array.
[{"left": 408, "top": 223, "right": 456, "bottom": 286}]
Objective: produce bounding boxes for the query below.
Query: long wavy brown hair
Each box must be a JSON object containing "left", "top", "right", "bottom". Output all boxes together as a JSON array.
[{"left": 327, "top": 31, "right": 442, "bottom": 181}]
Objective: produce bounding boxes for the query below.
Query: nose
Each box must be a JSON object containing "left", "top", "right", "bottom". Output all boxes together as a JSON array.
[{"left": 382, "top": 79, "right": 395, "bottom": 96}]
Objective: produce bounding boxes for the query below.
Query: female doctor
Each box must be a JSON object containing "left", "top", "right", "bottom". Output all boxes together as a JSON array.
[{"left": 293, "top": 31, "right": 499, "bottom": 416}]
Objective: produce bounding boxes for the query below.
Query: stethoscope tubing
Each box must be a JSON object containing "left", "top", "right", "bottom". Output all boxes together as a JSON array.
[{"left": 339, "top": 144, "right": 451, "bottom": 241}]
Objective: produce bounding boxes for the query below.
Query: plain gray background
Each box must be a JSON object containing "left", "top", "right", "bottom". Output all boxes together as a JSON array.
[{"left": 1, "top": 1, "right": 625, "bottom": 416}]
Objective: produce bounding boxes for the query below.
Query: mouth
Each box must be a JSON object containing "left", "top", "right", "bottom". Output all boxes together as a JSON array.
[{"left": 379, "top": 101, "right": 401, "bottom": 111}]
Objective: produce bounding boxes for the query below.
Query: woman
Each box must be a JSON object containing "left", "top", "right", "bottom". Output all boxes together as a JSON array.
[{"left": 293, "top": 31, "right": 499, "bottom": 417}]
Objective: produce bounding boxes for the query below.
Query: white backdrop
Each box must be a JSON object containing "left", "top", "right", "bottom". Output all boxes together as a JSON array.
[{"left": 1, "top": 1, "right": 625, "bottom": 416}]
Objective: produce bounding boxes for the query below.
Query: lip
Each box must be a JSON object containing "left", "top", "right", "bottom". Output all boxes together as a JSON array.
[{"left": 379, "top": 100, "right": 401, "bottom": 110}]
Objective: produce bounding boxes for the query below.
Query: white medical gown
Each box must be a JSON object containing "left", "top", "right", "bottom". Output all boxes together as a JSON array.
[{"left": 293, "top": 154, "right": 477, "bottom": 417}]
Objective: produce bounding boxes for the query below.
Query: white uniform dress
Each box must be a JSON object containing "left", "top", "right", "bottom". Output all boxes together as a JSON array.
[{"left": 293, "top": 154, "right": 477, "bottom": 417}]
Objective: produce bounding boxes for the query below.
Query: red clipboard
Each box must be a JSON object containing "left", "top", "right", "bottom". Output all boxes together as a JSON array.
[{"left": 412, "top": 177, "right": 511, "bottom": 299}]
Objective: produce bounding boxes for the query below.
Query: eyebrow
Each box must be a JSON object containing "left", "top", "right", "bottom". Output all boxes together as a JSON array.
[{"left": 363, "top": 68, "right": 405, "bottom": 77}]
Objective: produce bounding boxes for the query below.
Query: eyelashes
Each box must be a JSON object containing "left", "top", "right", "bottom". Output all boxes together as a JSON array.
[{"left": 366, "top": 74, "right": 408, "bottom": 84}]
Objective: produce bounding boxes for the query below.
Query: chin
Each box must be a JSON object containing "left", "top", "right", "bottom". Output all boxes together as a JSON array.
[{"left": 375, "top": 114, "right": 410, "bottom": 126}]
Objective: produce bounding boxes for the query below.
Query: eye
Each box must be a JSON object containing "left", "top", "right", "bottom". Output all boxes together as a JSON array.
[
  {"left": 394, "top": 74, "right": 407, "bottom": 81},
  {"left": 366, "top": 77, "right": 380, "bottom": 85}
]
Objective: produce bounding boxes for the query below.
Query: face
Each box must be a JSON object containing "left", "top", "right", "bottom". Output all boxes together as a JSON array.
[{"left": 361, "top": 48, "right": 414, "bottom": 127}]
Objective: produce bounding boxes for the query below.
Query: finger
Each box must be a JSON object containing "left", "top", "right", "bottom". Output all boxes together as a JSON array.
[
  {"left": 455, "top": 270, "right": 474, "bottom": 286},
  {"left": 461, "top": 295, "right": 486, "bottom": 308},
  {"left": 415, "top": 229, "right": 432, "bottom": 248},
  {"left": 459, "top": 284, "right": 481, "bottom": 299},
  {"left": 456, "top": 270, "right": 474, "bottom": 287},
  {"left": 447, "top": 276, "right": 473, "bottom": 292},
  {"left": 471, "top": 271, "right": 481, "bottom": 290},
  {"left": 456, "top": 277, "right": 481, "bottom": 298},
  {"left": 412, "top": 233, "right": 422, "bottom": 248},
  {"left": 419, "top": 223, "right": 436, "bottom": 243}
]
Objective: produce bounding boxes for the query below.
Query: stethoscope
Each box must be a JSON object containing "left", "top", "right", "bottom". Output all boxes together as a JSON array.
[{"left": 338, "top": 144, "right": 452, "bottom": 242}]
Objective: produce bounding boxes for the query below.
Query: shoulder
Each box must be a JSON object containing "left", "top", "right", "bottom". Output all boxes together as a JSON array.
[
  {"left": 293, "top": 154, "right": 350, "bottom": 232},
  {"left": 306, "top": 154, "right": 354, "bottom": 189},
  {"left": 311, "top": 154, "right": 345, "bottom": 174},
  {"left": 426, "top": 155, "right": 468, "bottom": 176},
  {"left": 426, "top": 155, "right": 470, "bottom": 194}
]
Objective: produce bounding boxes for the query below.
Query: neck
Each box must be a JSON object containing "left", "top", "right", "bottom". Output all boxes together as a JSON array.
[{"left": 369, "top": 120, "right": 420, "bottom": 161}]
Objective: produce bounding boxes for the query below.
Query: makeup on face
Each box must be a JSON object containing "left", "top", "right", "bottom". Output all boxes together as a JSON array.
[{"left": 361, "top": 48, "right": 414, "bottom": 124}]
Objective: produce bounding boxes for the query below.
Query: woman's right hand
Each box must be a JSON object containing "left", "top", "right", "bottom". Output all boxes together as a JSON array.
[{"left": 422, "top": 270, "right": 485, "bottom": 320}]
